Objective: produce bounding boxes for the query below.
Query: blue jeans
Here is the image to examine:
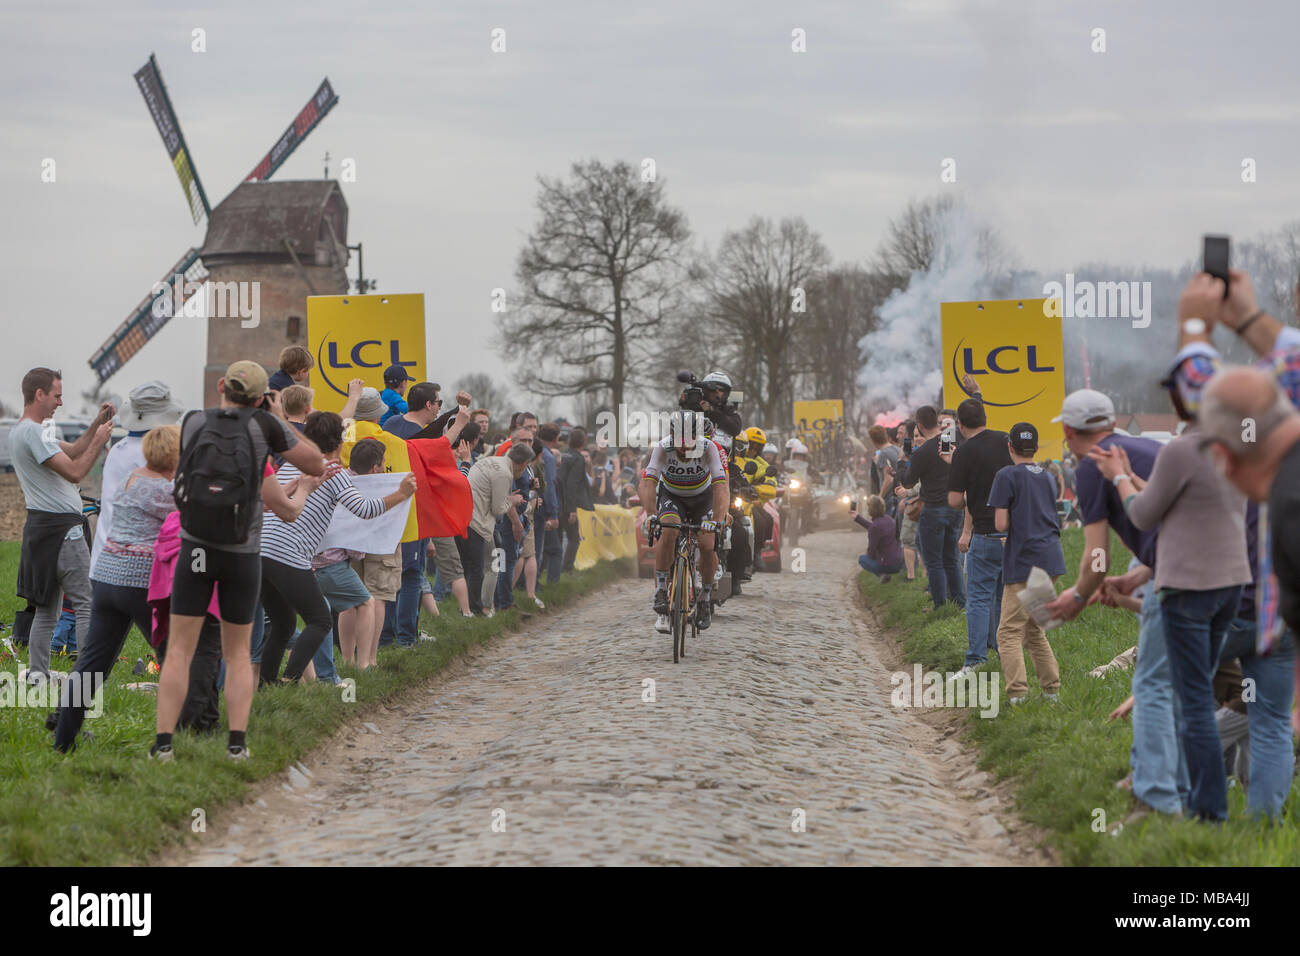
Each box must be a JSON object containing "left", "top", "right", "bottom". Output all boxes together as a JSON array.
[
  {"left": 1130, "top": 586, "right": 1190, "bottom": 815},
  {"left": 1218, "top": 618, "right": 1296, "bottom": 820},
  {"left": 249, "top": 602, "right": 267, "bottom": 664},
  {"left": 963, "top": 534, "right": 1004, "bottom": 666},
  {"left": 1161, "top": 585, "right": 1241, "bottom": 821},
  {"left": 858, "top": 554, "right": 902, "bottom": 576},
  {"left": 494, "top": 516, "right": 523, "bottom": 610},
  {"left": 51, "top": 607, "right": 77, "bottom": 655},
  {"left": 312, "top": 630, "right": 338, "bottom": 683},
  {"left": 916, "top": 505, "right": 965, "bottom": 609},
  {"left": 540, "top": 526, "right": 563, "bottom": 583},
  {"left": 381, "top": 540, "right": 426, "bottom": 647},
  {"left": 1161, "top": 585, "right": 1242, "bottom": 821}
]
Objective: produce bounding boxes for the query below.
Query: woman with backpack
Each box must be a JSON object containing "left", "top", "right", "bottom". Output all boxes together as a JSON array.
[
  {"left": 155, "top": 362, "right": 324, "bottom": 763},
  {"left": 258, "top": 411, "right": 416, "bottom": 684}
]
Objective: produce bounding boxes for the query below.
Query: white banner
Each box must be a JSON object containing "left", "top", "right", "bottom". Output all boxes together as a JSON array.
[{"left": 318, "top": 472, "right": 411, "bottom": 554}]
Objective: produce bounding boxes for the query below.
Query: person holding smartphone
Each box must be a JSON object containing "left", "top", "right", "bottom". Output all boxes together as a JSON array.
[
  {"left": 897, "top": 405, "right": 965, "bottom": 609},
  {"left": 853, "top": 495, "right": 904, "bottom": 582}
]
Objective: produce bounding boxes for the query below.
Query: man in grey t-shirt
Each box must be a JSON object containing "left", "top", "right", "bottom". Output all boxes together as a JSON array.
[{"left": 10, "top": 368, "right": 114, "bottom": 682}]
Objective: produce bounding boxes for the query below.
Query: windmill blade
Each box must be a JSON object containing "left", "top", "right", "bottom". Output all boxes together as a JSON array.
[
  {"left": 89, "top": 248, "right": 208, "bottom": 384},
  {"left": 134, "top": 55, "right": 211, "bottom": 225},
  {"left": 244, "top": 79, "right": 339, "bottom": 183}
]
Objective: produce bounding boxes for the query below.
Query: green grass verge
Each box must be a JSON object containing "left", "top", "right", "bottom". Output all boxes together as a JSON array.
[
  {"left": 859, "top": 527, "right": 1300, "bottom": 865},
  {"left": 0, "top": 540, "right": 632, "bottom": 867}
]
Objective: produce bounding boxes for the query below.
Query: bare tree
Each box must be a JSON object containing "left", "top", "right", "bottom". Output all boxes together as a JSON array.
[
  {"left": 872, "top": 194, "right": 1014, "bottom": 284},
  {"left": 454, "top": 372, "right": 514, "bottom": 422},
  {"left": 504, "top": 159, "right": 692, "bottom": 411},
  {"left": 1237, "top": 222, "right": 1300, "bottom": 321},
  {"left": 703, "top": 216, "right": 831, "bottom": 426},
  {"left": 795, "top": 266, "right": 892, "bottom": 430}
]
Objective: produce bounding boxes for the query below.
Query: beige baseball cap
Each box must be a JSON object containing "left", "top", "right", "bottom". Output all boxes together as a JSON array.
[{"left": 224, "top": 360, "right": 269, "bottom": 400}]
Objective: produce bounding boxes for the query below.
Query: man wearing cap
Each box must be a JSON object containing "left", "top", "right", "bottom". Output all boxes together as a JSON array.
[
  {"left": 1041, "top": 387, "right": 1182, "bottom": 817},
  {"left": 92, "top": 381, "right": 184, "bottom": 569},
  {"left": 1091, "top": 352, "right": 1251, "bottom": 821},
  {"left": 379, "top": 365, "right": 413, "bottom": 427}
]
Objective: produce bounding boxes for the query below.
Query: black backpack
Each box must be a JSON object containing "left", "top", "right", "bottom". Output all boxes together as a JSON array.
[{"left": 173, "top": 408, "right": 275, "bottom": 545}]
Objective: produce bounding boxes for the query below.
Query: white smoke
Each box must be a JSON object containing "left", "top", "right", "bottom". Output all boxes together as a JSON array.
[{"left": 858, "top": 204, "right": 1007, "bottom": 421}]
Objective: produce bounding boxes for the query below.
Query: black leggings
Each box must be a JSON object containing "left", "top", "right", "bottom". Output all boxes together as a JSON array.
[
  {"left": 258, "top": 558, "right": 333, "bottom": 684},
  {"left": 54, "top": 580, "right": 152, "bottom": 752},
  {"left": 157, "top": 616, "right": 224, "bottom": 733}
]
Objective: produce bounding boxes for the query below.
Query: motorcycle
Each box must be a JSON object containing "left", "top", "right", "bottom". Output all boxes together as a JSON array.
[{"left": 781, "top": 476, "right": 816, "bottom": 549}]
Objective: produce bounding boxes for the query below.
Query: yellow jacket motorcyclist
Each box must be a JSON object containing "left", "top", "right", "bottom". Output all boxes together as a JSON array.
[
  {"left": 734, "top": 427, "right": 778, "bottom": 500},
  {"left": 735, "top": 426, "right": 778, "bottom": 570}
]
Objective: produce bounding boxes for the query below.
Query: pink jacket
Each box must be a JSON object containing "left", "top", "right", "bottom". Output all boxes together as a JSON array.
[{"left": 147, "top": 511, "right": 219, "bottom": 647}]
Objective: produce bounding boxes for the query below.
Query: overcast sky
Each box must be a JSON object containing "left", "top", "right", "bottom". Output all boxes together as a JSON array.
[{"left": 4, "top": 0, "right": 1300, "bottom": 416}]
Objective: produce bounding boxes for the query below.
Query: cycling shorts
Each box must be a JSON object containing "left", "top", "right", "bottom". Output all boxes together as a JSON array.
[{"left": 656, "top": 487, "right": 714, "bottom": 526}]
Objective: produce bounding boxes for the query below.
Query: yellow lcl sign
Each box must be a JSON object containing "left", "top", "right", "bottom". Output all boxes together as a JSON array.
[{"left": 940, "top": 298, "right": 1065, "bottom": 455}]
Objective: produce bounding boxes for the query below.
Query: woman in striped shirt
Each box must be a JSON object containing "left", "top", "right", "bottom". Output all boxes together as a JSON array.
[{"left": 259, "top": 411, "right": 416, "bottom": 684}]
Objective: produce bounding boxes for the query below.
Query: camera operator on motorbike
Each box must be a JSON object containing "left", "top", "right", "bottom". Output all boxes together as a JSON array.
[
  {"left": 679, "top": 370, "right": 744, "bottom": 441},
  {"left": 734, "top": 426, "right": 779, "bottom": 570},
  {"left": 640, "top": 411, "right": 730, "bottom": 633}
]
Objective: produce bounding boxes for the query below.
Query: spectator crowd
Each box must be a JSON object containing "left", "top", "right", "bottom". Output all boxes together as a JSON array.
[
  {"left": 858, "top": 265, "right": 1300, "bottom": 827},
  {"left": 8, "top": 345, "right": 643, "bottom": 762}
]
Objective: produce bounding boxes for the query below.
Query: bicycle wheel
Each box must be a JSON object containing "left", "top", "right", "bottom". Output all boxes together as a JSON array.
[{"left": 670, "top": 550, "right": 687, "bottom": 663}]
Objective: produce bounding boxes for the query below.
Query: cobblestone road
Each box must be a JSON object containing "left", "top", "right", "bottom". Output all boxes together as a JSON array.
[{"left": 181, "top": 527, "right": 1039, "bottom": 866}]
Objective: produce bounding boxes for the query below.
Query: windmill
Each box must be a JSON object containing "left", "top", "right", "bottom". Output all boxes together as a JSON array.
[{"left": 88, "top": 54, "right": 341, "bottom": 386}]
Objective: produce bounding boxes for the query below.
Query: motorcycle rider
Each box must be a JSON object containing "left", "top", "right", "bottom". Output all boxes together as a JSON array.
[
  {"left": 734, "top": 426, "right": 779, "bottom": 570},
  {"left": 640, "top": 410, "right": 730, "bottom": 632},
  {"left": 682, "top": 370, "right": 744, "bottom": 440}
]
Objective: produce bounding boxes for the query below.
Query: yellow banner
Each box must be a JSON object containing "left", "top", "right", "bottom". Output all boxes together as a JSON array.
[
  {"left": 306, "top": 294, "right": 426, "bottom": 414},
  {"left": 573, "top": 504, "right": 640, "bottom": 571},
  {"left": 793, "top": 399, "right": 844, "bottom": 434},
  {"left": 940, "top": 298, "right": 1065, "bottom": 457}
]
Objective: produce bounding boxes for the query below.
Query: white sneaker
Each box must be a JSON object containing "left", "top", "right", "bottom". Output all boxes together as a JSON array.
[
  {"left": 1043, "top": 692, "right": 1059, "bottom": 703},
  {"left": 418, "top": 631, "right": 436, "bottom": 642},
  {"left": 946, "top": 665, "right": 975, "bottom": 682},
  {"left": 1008, "top": 696, "right": 1026, "bottom": 706},
  {"left": 531, "top": 596, "right": 546, "bottom": 610},
  {"left": 655, "top": 614, "right": 670, "bottom": 634},
  {"left": 482, "top": 608, "right": 495, "bottom": 619}
]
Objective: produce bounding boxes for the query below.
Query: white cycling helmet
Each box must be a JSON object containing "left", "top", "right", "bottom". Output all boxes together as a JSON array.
[
  {"left": 700, "top": 370, "right": 733, "bottom": 392},
  {"left": 763, "top": 442, "right": 777, "bottom": 455},
  {"left": 667, "top": 410, "right": 707, "bottom": 452}
]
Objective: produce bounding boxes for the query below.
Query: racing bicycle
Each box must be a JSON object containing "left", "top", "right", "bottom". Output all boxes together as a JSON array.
[{"left": 649, "top": 519, "right": 708, "bottom": 663}]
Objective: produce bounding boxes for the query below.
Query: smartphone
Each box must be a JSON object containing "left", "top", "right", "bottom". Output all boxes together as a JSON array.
[
  {"left": 902, "top": 437, "right": 914, "bottom": 456},
  {"left": 940, "top": 433, "right": 954, "bottom": 454},
  {"left": 1203, "top": 235, "right": 1230, "bottom": 297},
  {"left": 849, "top": 499, "right": 858, "bottom": 513}
]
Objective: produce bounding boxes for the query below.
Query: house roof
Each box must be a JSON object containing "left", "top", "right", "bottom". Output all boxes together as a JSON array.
[{"left": 201, "top": 180, "right": 347, "bottom": 260}]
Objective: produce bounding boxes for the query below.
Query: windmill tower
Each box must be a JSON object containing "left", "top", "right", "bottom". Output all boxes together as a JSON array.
[
  {"left": 199, "top": 182, "right": 349, "bottom": 405},
  {"left": 89, "top": 56, "right": 352, "bottom": 405}
]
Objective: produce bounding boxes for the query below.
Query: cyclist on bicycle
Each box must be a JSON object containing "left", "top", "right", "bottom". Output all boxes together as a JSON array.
[{"left": 639, "top": 410, "right": 729, "bottom": 632}]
